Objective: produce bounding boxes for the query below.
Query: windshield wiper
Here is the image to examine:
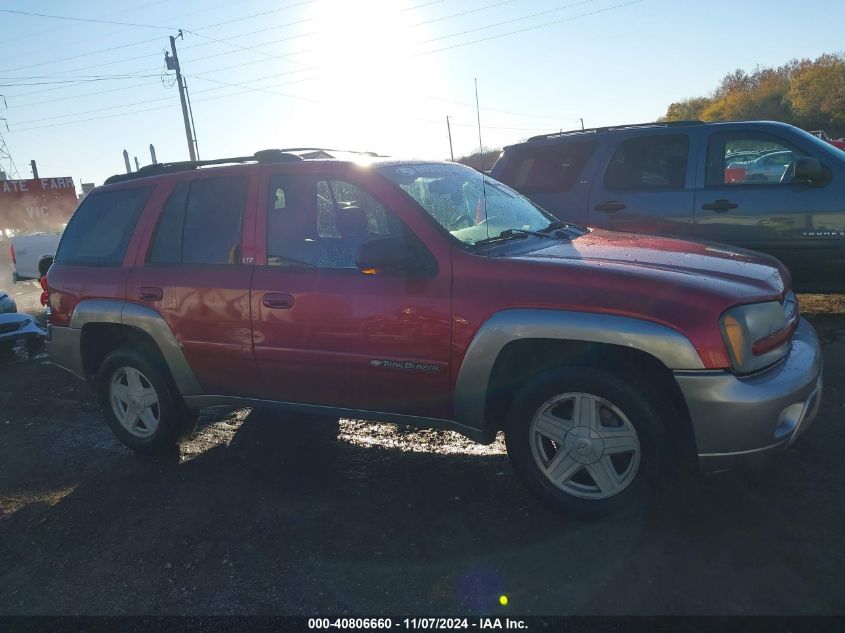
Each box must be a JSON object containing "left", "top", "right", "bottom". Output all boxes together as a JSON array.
[
  {"left": 473, "top": 228, "right": 557, "bottom": 246},
  {"left": 541, "top": 221, "right": 586, "bottom": 233}
]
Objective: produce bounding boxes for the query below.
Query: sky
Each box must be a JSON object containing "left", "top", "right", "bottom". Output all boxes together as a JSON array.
[{"left": 1, "top": 0, "right": 844, "bottom": 189}]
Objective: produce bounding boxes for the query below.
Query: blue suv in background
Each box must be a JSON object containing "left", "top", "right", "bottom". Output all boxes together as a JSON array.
[{"left": 491, "top": 121, "right": 845, "bottom": 290}]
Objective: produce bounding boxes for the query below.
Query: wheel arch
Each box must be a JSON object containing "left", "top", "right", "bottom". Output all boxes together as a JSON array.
[
  {"left": 453, "top": 309, "right": 702, "bottom": 450},
  {"left": 72, "top": 299, "right": 202, "bottom": 395}
]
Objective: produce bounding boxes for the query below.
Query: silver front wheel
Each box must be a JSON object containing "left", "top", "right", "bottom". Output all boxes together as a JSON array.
[
  {"left": 109, "top": 366, "right": 161, "bottom": 439},
  {"left": 529, "top": 392, "right": 641, "bottom": 500}
]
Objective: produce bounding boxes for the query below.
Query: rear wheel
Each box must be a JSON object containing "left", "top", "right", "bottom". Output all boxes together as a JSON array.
[
  {"left": 96, "top": 348, "right": 196, "bottom": 455},
  {"left": 505, "top": 368, "right": 669, "bottom": 517}
]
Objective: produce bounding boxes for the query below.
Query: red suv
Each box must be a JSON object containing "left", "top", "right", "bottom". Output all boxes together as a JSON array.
[{"left": 45, "top": 149, "right": 823, "bottom": 516}]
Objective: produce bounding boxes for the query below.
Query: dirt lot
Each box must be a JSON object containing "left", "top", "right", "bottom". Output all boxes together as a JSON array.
[{"left": 1, "top": 273, "right": 844, "bottom": 615}]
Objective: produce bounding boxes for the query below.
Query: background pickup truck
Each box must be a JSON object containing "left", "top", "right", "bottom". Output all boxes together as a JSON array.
[
  {"left": 9, "top": 233, "right": 62, "bottom": 283},
  {"left": 491, "top": 120, "right": 845, "bottom": 291}
]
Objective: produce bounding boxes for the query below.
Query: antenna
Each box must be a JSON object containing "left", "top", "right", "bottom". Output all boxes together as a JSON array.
[
  {"left": 475, "top": 78, "right": 489, "bottom": 245},
  {"left": 446, "top": 115, "right": 454, "bottom": 162}
]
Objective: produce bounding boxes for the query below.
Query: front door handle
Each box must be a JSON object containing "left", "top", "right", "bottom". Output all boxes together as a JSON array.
[
  {"left": 594, "top": 201, "right": 626, "bottom": 212},
  {"left": 262, "top": 293, "right": 295, "bottom": 310},
  {"left": 136, "top": 286, "right": 163, "bottom": 301},
  {"left": 702, "top": 199, "right": 738, "bottom": 212}
]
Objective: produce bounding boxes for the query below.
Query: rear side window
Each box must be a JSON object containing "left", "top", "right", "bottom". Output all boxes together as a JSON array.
[
  {"left": 55, "top": 187, "right": 151, "bottom": 266},
  {"left": 148, "top": 183, "right": 188, "bottom": 263},
  {"left": 604, "top": 134, "right": 689, "bottom": 190},
  {"left": 500, "top": 142, "right": 596, "bottom": 193},
  {"left": 148, "top": 176, "right": 247, "bottom": 265}
]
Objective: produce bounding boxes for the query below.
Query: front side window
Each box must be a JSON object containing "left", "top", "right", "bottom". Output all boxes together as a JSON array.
[
  {"left": 148, "top": 176, "right": 247, "bottom": 265},
  {"left": 707, "top": 133, "right": 809, "bottom": 186},
  {"left": 604, "top": 134, "right": 689, "bottom": 190},
  {"left": 500, "top": 141, "right": 597, "bottom": 194},
  {"left": 267, "top": 175, "right": 405, "bottom": 269},
  {"left": 379, "top": 162, "right": 558, "bottom": 247},
  {"left": 56, "top": 186, "right": 151, "bottom": 266}
]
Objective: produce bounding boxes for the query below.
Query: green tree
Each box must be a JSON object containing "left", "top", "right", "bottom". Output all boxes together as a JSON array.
[
  {"left": 661, "top": 53, "right": 845, "bottom": 137},
  {"left": 788, "top": 54, "right": 845, "bottom": 136},
  {"left": 662, "top": 96, "right": 713, "bottom": 122}
]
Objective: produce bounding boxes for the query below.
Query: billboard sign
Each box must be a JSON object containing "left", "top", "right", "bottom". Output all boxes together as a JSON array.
[
  {"left": 1, "top": 177, "right": 78, "bottom": 235},
  {"left": 1, "top": 177, "right": 78, "bottom": 265}
]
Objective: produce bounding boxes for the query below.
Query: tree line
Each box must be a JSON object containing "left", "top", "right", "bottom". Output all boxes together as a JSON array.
[{"left": 662, "top": 53, "right": 845, "bottom": 137}]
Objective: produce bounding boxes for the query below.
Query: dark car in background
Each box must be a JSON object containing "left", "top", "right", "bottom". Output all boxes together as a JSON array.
[{"left": 491, "top": 120, "right": 845, "bottom": 290}]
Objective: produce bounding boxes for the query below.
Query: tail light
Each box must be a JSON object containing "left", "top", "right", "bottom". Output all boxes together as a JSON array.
[
  {"left": 40, "top": 275, "right": 48, "bottom": 307},
  {"left": 9, "top": 243, "right": 15, "bottom": 264}
]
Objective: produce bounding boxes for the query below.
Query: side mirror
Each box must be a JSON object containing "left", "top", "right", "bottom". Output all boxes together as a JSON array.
[
  {"left": 789, "top": 157, "right": 826, "bottom": 185},
  {"left": 355, "top": 237, "right": 432, "bottom": 276}
]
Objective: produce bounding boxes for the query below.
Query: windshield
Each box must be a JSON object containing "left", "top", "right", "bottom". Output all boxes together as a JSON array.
[{"left": 379, "top": 162, "right": 563, "bottom": 246}]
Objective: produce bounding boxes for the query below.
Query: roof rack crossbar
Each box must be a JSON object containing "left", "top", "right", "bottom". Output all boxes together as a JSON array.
[
  {"left": 525, "top": 120, "right": 703, "bottom": 143},
  {"left": 104, "top": 150, "right": 307, "bottom": 184}
]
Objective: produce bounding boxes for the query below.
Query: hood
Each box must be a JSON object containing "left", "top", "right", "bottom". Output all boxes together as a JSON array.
[{"left": 512, "top": 229, "right": 788, "bottom": 301}]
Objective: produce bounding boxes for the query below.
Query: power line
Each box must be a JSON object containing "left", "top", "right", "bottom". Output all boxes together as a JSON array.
[
  {"left": 2, "top": 0, "right": 172, "bottom": 46},
  {"left": 0, "top": 0, "right": 312, "bottom": 74},
  {"left": 0, "top": 0, "right": 446, "bottom": 91},
  {"left": 419, "top": 0, "right": 596, "bottom": 44},
  {"left": 7, "top": 0, "right": 642, "bottom": 133},
  {"left": 412, "top": 0, "right": 643, "bottom": 56},
  {"left": 10, "top": 69, "right": 317, "bottom": 128},
  {"left": 0, "top": 9, "right": 182, "bottom": 31}
]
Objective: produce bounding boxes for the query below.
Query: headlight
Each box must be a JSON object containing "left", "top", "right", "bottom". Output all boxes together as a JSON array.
[{"left": 720, "top": 293, "right": 798, "bottom": 374}]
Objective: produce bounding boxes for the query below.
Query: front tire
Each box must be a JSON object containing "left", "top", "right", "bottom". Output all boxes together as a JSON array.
[
  {"left": 96, "top": 347, "right": 196, "bottom": 455},
  {"left": 505, "top": 368, "right": 670, "bottom": 517}
]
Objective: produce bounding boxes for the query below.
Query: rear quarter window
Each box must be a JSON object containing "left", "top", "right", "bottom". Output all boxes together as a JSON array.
[
  {"left": 499, "top": 141, "right": 597, "bottom": 194},
  {"left": 55, "top": 186, "right": 152, "bottom": 266}
]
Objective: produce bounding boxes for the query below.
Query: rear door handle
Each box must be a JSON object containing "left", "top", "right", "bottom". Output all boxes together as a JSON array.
[
  {"left": 262, "top": 293, "right": 295, "bottom": 310},
  {"left": 593, "top": 201, "right": 626, "bottom": 212},
  {"left": 136, "top": 286, "right": 163, "bottom": 301},
  {"left": 702, "top": 199, "right": 738, "bottom": 212}
]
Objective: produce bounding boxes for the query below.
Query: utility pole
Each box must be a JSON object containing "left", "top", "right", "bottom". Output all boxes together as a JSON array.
[
  {"left": 150, "top": 144, "right": 158, "bottom": 164},
  {"left": 30, "top": 160, "right": 38, "bottom": 179},
  {"left": 166, "top": 32, "right": 197, "bottom": 162},
  {"left": 184, "top": 80, "right": 200, "bottom": 160},
  {"left": 446, "top": 115, "right": 454, "bottom": 161}
]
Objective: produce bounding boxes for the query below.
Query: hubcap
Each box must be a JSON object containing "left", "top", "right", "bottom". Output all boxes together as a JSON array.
[
  {"left": 529, "top": 392, "right": 640, "bottom": 500},
  {"left": 109, "top": 366, "right": 160, "bottom": 439}
]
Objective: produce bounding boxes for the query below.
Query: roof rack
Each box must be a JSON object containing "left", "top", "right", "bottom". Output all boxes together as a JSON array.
[
  {"left": 103, "top": 147, "right": 384, "bottom": 185},
  {"left": 525, "top": 120, "right": 703, "bottom": 143},
  {"left": 104, "top": 150, "right": 303, "bottom": 184}
]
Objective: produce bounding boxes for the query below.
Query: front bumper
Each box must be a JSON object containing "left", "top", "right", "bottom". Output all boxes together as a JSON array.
[{"left": 674, "top": 317, "right": 823, "bottom": 472}]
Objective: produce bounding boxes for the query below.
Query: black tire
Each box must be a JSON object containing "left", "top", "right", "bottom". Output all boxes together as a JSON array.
[
  {"left": 96, "top": 347, "right": 197, "bottom": 456},
  {"left": 505, "top": 367, "right": 670, "bottom": 518}
]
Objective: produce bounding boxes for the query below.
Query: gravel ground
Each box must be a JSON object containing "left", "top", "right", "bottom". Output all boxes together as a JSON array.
[{"left": 1, "top": 272, "right": 843, "bottom": 615}]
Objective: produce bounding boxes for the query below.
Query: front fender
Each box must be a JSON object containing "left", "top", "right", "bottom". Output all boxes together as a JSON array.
[{"left": 453, "top": 309, "right": 704, "bottom": 438}]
